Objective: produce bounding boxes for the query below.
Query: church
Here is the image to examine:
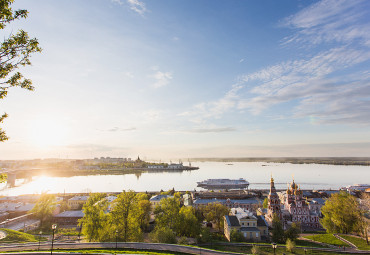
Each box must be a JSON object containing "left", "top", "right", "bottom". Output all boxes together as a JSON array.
[{"left": 266, "top": 176, "right": 321, "bottom": 230}]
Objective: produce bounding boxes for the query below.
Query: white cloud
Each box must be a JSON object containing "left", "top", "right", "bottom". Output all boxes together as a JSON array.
[
  {"left": 127, "top": 0, "right": 147, "bottom": 16},
  {"left": 281, "top": 0, "right": 370, "bottom": 46},
  {"left": 152, "top": 71, "right": 173, "bottom": 88},
  {"left": 179, "top": 0, "right": 370, "bottom": 125}
]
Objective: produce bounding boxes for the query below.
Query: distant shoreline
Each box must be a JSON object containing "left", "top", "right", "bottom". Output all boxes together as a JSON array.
[{"left": 187, "top": 157, "right": 370, "bottom": 166}]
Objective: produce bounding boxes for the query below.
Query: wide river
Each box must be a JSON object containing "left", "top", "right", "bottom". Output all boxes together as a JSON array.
[{"left": 1, "top": 162, "right": 369, "bottom": 195}]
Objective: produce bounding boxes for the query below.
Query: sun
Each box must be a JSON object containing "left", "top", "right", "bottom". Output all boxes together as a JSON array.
[{"left": 28, "top": 118, "right": 68, "bottom": 148}]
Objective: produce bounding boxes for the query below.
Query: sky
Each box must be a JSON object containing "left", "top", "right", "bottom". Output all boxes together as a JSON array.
[{"left": 1, "top": 0, "right": 370, "bottom": 160}]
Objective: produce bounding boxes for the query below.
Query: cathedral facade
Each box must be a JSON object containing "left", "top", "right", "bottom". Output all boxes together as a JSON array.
[
  {"left": 283, "top": 180, "right": 321, "bottom": 229},
  {"left": 266, "top": 177, "right": 321, "bottom": 230}
]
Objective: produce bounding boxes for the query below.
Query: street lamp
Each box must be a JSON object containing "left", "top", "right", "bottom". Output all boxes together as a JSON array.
[
  {"left": 115, "top": 230, "right": 118, "bottom": 249},
  {"left": 51, "top": 224, "right": 57, "bottom": 255},
  {"left": 271, "top": 243, "right": 277, "bottom": 255},
  {"left": 199, "top": 234, "right": 202, "bottom": 255},
  {"left": 38, "top": 231, "right": 42, "bottom": 250}
]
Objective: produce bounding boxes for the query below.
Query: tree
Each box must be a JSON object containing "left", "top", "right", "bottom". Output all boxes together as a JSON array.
[
  {"left": 136, "top": 194, "right": 151, "bottom": 232},
  {"left": 0, "top": 0, "right": 41, "bottom": 142},
  {"left": 271, "top": 213, "right": 284, "bottom": 243},
  {"left": 262, "top": 198, "right": 268, "bottom": 209},
  {"left": 284, "top": 222, "right": 301, "bottom": 241},
  {"left": 230, "top": 228, "right": 244, "bottom": 242},
  {"left": 177, "top": 206, "right": 201, "bottom": 237},
  {"left": 111, "top": 190, "right": 143, "bottom": 242},
  {"left": 320, "top": 191, "right": 361, "bottom": 234},
  {"left": 30, "top": 193, "right": 56, "bottom": 229},
  {"left": 149, "top": 226, "right": 176, "bottom": 244},
  {"left": 154, "top": 196, "right": 181, "bottom": 232},
  {"left": 286, "top": 238, "right": 295, "bottom": 253},
  {"left": 203, "top": 202, "right": 230, "bottom": 232},
  {"left": 79, "top": 193, "right": 109, "bottom": 242},
  {"left": 358, "top": 194, "right": 369, "bottom": 244}
]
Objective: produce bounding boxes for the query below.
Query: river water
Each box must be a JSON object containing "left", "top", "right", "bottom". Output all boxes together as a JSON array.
[{"left": 1, "top": 162, "right": 369, "bottom": 195}]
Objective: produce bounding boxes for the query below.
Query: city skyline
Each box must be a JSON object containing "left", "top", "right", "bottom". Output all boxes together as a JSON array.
[{"left": 1, "top": 0, "right": 370, "bottom": 160}]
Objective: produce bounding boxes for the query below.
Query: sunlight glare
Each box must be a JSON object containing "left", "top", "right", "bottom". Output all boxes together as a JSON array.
[{"left": 29, "top": 118, "right": 68, "bottom": 148}]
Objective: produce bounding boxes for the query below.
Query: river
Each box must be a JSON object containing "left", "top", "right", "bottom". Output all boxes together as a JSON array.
[{"left": 1, "top": 161, "right": 369, "bottom": 195}]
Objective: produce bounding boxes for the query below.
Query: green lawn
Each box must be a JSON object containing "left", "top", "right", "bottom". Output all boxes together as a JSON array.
[
  {"left": 55, "top": 248, "right": 189, "bottom": 255},
  {"left": 0, "top": 228, "right": 42, "bottom": 243},
  {"left": 338, "top": 235, "right": 370, "bottom": 250},
  {"left": 304, "top": 234, "right": 349, "bottom": 247},
  {"left": 211, "top": 244, "right": 349, "bottom": 255}
]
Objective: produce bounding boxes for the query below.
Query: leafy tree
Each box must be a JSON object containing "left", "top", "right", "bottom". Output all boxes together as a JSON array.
[
  {"left": 111, "top": 190, "right": 142, "bottom": 242},
  {"left": 137, "top": 195, "right": 151, "bottom": 232},
  {"left": 149, "top": 226, "right": 176, "bottom": 244},
  {"left": 177, "top": 206, "right": 201, "bottom": 237},
  {"left": 154, "top": 196, "right": 181, "bottom": 232},
  {"left": 271, "top": 213, "right": 284, "bottom": 243},
  {"left": 197, "top": 227, "right": 212, "bottom": 243},
  {"left": 262, "top": 198, "right": 268, "bottom": 209},
  {"left": 286, "top": 238, "right": 295, "bottom": 252},
  {"left": 0, "top": 0, "right": 41, "bottom": 142},
  {"left": 203, "top": 202, "right": 230, "bottom": 232},
  {"left": 284, "top": 222, "right": 301, "bottom": 241},
  {"left": 251, "top": 244, "right": 260, "bottom": 255},
  {"left": 230, "top": 228, "right": 244, "bottom": 242},
  {"left": 30, "top": 193, "right": 56, "bottom": 229},
  {"left": 321, "top": 191, "right": 361, "bottom": 234},
  {"left": 79, "top": 193, "right": 109, "bottom": 242},
  {"left": 357, "top": 194, "right": 369, "bottom": 244}
]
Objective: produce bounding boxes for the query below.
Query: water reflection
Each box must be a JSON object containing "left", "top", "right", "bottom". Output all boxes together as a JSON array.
[{"left": 1, "top": 161, "right": 369, "bottom": 195}]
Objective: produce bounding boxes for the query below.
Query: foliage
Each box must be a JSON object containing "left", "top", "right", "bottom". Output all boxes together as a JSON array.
[
  {"left": 0, "top": 0, "right": 41, "bottom": 142},
  {"left": 177, "top": 206, "right": 201, "bottom": 237},
  {"left": 79, "top": 193, "right": 109, "bottom": 242},
  {"left": 154, "top": 196, "right": 181, "bottom": 232},
  {"left": 202, "top": 202, "right": 230, "bottom": 232},
  {"left": 338, "top": 234, "right": 370, "bottom": 250},
  {"left": 197, "top": 227, "right": 212, "bottom": 243},
  {"left": 271, "top": 213, "right": 284, "bottom": 243},
  {"left": 58, "top": 200, "right": 70, "bottom": 212},
  {"left": 30, "top": 193, "right": 56, "bottom": 228},
  {"left": 0, "top": 228, "right": 39, "bottom": 243},
  {"left": 304, "top": 233, "right": 349, "bottom": 247},
  {"left": 230, "top": 229, "right": 244, "bottom": 242},
  {"left": 320, "top": 191, "right": 361, "bottom": 234},
  {"left": 150, "top": 226, "right": 177, "bottom": 244},
  {"left": 111, "top": 190, "right": 144, "bottom": 242},
  {"left": 284, "top": 222, "right": 301, "bottom": 241},
  {"left": 251, "top": 244, "right": 260, "bottom": 255},
  {"left": 286, "top": 238, "right": 295, "bottom": 252},
  {"left": 262, "top": 198, "right": 268, "bottom": 209},
  {"left": 177, "top": 236, "right": 188, "bottom": 245},
  {"left": 137, "top": 196, "right": 151, "bottom": 232}
]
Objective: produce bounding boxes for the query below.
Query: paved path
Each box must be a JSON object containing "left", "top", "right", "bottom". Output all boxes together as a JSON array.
[{"left": 0, "top": 241, "right": 370, "bottom": 254}]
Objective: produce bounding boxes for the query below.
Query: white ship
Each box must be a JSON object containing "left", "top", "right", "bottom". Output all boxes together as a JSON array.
[{"left": 197, "top": 178, "right": 249, "bottom": 190}]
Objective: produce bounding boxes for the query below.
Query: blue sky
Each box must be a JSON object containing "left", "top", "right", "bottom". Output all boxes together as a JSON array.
[{"left": 1, "top": 0, "right": 370, "bottom": 160}]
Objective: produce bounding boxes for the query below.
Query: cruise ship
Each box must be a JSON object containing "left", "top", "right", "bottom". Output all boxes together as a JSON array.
[{"left": 197, "top": 178, "right": 249, "bottom": 190}]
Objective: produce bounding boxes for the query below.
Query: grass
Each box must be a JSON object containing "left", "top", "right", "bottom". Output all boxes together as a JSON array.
[
  {"left": 55, "top": 248, "right": 189, "bottom": 255},
  {"left": 0, "top": 228, "right": 43, "bottom": 243},
  {"left": 338, "top": 235, "right": 370, "bottom": 250},
  {"left": 211, "top": 244, "right": 350, "bottom": 255},
  {"left": 295, "top": 239, "right": 328, "bottom": 248},
  {"left": 304, "top": 234, "right": 349, "bottom": 247}
]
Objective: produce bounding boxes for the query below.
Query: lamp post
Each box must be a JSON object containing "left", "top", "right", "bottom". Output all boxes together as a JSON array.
[
  {"left": 199, "top": 234, "right": 202, "bottom": 255},
  {"left": 38, "top": 231, "right": 42, "bottom": 250},
  {"left": 272, "top": 243, "right": 277, "bottom": 255},
  {"left": 51, "top": 224, "right": 57, "bottom": 255},
  {"left": 115, "top": 230, "right": 118, "bottom": 249}
]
